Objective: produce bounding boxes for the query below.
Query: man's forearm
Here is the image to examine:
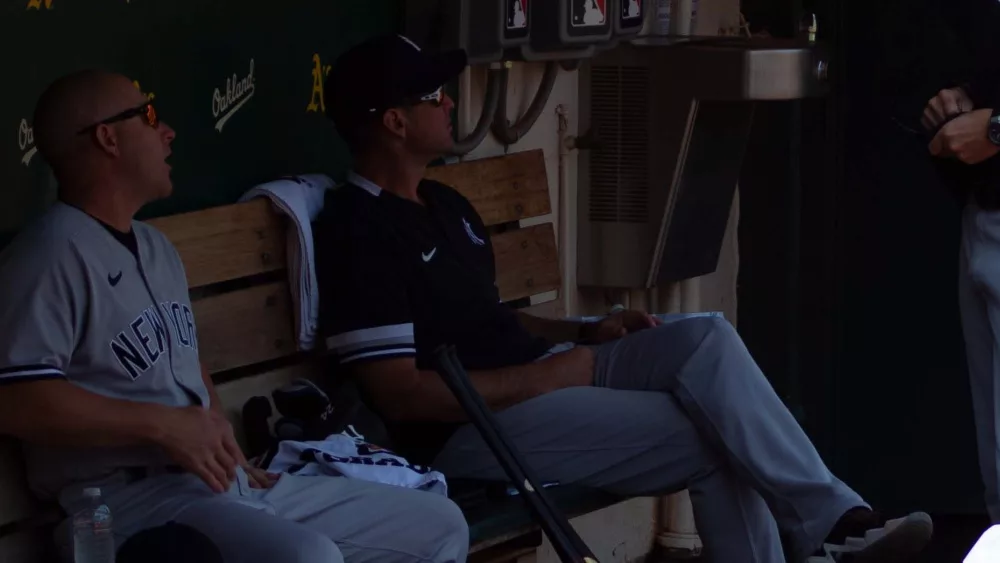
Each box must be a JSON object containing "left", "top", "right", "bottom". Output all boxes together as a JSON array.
[
  {"left": 408, "top": 366, "right": 547, "bottom": 422},
  {"left": 383, "top": 350, "right": 592, "bottom": 422},
  {"left": 0, "top": 380, "right": 171, "bottom": 448},
  {"left": 516, "top": 311, "right": 585, "bottom": 344}
]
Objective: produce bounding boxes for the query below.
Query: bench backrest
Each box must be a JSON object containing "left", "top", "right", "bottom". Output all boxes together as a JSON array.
[{"left": 0, "top": 149, "right": 560, "bottom": 563}]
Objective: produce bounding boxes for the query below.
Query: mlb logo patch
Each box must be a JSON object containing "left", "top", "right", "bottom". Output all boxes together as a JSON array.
[
  {"left": 507, "top": 0, "right": 528, "bottom": 30},
  {"left": 622, "top": 0, "right": 641, "bottom": 19},
  {"left": 572, "top": 0, "right": 606, "bottom": 27}
]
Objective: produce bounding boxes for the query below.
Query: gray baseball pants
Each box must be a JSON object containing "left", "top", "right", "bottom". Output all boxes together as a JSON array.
[
  {"left": 56, "top": 467, "right": 469, "bottom": 563},
  {"left": 959, "top": 202, "right": 1000, "bottom": 522},
  {"left": 432, "top": 315, "right": 866, "bottom": 563}
]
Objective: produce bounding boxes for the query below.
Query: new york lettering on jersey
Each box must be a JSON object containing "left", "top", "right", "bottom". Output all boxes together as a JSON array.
[{"left": 110, "top": 300, "right": 197, "bottom": 381}]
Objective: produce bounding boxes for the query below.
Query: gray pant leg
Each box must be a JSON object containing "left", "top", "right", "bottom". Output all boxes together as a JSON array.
[
  {"left": 256, "top": 473, "right": 469, "bottom": 563},
  {"left": 68, "top": 470, "right": 468, "bottom": 563},
  {"left": 592, "top": 316, "right": 865, "bottom": 559},
  {"left": 433, "top": 386, "right": 783, "bottom": 563},
  {"left": 173, "top": 499, "right": 345, "bottom": 563},
  {"left": 959, "top": 204, "right": 1000, "bottom": 522}
]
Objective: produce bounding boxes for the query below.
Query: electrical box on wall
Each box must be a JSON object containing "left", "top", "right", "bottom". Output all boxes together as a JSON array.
[
  {"left": 614, "top": 0, "right": 645, "bottom": 37},
  {"left": 529, "top": 0, "right": 613, "bottom": 52},
  {"left": 522, "top": 0, "right": 642, "bottom": 59},
  {"left": 404, "top": 0, "right": 530, "bottom": 64}
]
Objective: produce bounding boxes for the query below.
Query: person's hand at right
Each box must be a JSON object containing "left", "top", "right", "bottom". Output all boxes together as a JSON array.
[
  {"left": 580, "top": 310, "right": 661, "bottom": 344},
  {"left": 929, "top": 108, "right": 1000, "bottom": 164},
  {"left": 154, "top": 406, "right": 241, "bottom": 493},
  {"left": 922, "top": 87, "right": 974, "bottom": 131}
]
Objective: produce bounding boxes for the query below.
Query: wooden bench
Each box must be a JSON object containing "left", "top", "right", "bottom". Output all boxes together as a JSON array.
[{"left": 0, "top": 149, "right": 625, "bottom": 562}]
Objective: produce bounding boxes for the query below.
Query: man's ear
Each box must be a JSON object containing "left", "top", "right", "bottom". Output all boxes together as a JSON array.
[
  {"left": 93, "top": 124, "right": 120, "bottom": 157},
  {"left": 382, "top": 108, "right": 407, "bottom": 140}
]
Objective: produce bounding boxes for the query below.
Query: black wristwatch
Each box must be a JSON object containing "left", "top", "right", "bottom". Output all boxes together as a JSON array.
[{"left": 989, "top": 108, "right": 1000, "bottom": 146}]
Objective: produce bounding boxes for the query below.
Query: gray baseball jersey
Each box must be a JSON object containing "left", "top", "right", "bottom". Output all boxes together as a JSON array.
[{"left": 0, "top": 202, "right": 208, "bottom": 500}]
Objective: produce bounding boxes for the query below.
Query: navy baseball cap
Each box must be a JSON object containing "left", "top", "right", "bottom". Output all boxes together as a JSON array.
[{"left": 325, "top": 34, "right": 467, "bottom": 132}]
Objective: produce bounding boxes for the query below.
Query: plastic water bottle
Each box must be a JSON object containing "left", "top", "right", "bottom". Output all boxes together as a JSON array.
[{"left": 73, "top": 487, "right": 115, "bottom": 563}]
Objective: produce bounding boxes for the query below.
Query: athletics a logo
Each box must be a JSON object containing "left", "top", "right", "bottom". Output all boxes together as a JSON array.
[
  {"left": 306, "top": 54, "right": 332, "bottom": 114},
  {"left": 133, "top": 80, "right": 155, "bottom": 102},
  {"left": 18, "top": 119, "right": 37, "bottom": 166},
  {"left": 212, "top": 58, "right": 256, "bottom": 132}
]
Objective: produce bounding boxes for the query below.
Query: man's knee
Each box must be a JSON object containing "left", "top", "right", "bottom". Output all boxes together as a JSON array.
[
  {"left": 419, "top": 495, "right": 470, "bottom": 562},
  {"left": 656, "top": 316, "right": 748, "bottom": 380},
  {"left": 291, "top": 532, "right": 344, "bottom": 563},
  {"left": 386, "top": 493, "right": 469, "bottom": 562},
  {"left": 441, "top": 500, "right": 471, "bottom": 561},
  {"left": 668, "top": 316, "right": 739, "bottom": 351}
]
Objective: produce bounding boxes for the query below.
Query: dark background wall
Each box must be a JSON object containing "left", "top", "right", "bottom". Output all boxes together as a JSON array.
[
  {"left": 0, "top": 0, "right": 400, "bottom": 244},
  {"left": 738, "top": 0, "right": 989, "bottom": 515}
]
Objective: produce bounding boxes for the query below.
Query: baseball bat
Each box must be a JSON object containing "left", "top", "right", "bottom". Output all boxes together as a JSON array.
[{"left": 433, "top": 345, "right": 599, "bottom": 563}]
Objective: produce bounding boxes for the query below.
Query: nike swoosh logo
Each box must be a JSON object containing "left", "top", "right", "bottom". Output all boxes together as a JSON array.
[
  {"left": 108, "top": 271, "right": 123, "bottom": 286},
  {"left": 422, "top": 248, "right": 437, "bottom": 262}
]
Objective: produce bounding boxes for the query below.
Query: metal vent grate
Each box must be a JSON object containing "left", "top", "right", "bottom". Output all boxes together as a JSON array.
[{"left": 588, "top": 65, "right": 650, "bottom": 224}]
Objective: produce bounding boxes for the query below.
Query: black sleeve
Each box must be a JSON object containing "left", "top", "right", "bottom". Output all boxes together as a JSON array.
[
  {"left": 935, "top": 0, "right": 1000, "bottom": 108},
  {"left": 315, "top": 221, "right": 415, "bottom": 366}
]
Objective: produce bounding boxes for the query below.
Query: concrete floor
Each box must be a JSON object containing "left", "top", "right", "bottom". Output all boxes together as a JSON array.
[
  {"left": 913, "top": 514, "right": 990, "bottom": 563},
  {"left": 652, "top": 513, "right": 991, "bottom": 563}
]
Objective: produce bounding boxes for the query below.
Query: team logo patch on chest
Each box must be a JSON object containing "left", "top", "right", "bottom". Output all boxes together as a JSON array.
[{"left": 463, "top": 218, "right": 486, "bottom": 246}]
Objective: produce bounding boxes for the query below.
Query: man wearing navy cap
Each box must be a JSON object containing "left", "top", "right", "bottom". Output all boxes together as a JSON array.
[{"left": 315, "top": 34, "right": 935, "bottom": 563}]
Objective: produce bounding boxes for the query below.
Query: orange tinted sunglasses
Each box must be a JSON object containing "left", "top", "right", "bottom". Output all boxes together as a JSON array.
[{"left": 77, "top": 102, "right": 158, "bottom": 135}]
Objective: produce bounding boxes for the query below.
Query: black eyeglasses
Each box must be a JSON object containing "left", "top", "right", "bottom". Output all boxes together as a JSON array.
[{"left": 77, "top": 102, "right": 158, "bottom": 135}]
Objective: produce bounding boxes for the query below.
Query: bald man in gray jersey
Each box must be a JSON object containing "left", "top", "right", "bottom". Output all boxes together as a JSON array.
[{"left": 0, "top": 70, "right": 468, "bottom": 563}]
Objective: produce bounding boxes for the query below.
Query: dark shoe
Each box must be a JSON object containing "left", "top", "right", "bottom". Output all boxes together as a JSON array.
[{"left": 807, "top": 507, "right": 933, "bottom": 562}]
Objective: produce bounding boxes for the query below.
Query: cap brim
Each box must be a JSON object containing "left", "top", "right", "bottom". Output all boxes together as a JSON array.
[{"left": 416, "top": 49, "right": 468, "bottom": 94}]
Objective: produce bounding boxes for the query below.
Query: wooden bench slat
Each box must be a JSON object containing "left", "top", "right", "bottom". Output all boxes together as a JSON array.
[
  {"left": 426, "top": 150, "right": 552, "bottom": 226},
  {"left": 493, "top": 223, "right": 561, "bottom": 302},
  {"left": 193, "top": 281, "right": 296, "bottom": 374},
  {"left": 148, "top": 199, "right": 287, "bottom": 289},
  {"left": 519, "top": 298, "right": 566, "bottom": 319}
]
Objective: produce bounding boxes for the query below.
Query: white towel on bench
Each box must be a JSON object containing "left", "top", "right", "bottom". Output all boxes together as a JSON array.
[
  {"left": 240, "top": 174, "right": 334, "bottom": 351},
  {"left": 266, "top": 426, "right": 448, "bottom": 496}
]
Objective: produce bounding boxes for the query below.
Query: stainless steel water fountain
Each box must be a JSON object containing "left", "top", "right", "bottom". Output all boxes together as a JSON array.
[{"left": 577, "top": 37, "right": 830, "bottom": 288}]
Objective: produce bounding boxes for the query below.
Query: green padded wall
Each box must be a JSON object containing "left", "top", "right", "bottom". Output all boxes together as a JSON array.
[{"left": 0, "top": 0, "right": 400, "bottom": 241}]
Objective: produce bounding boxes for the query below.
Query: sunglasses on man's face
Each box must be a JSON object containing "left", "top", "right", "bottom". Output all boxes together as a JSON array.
[
  {"left": 416, "top": 87, "right": 444, "bottom": 107},
  {"left": 77, "top": 102, "right": 158, "bottom": 135}
]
